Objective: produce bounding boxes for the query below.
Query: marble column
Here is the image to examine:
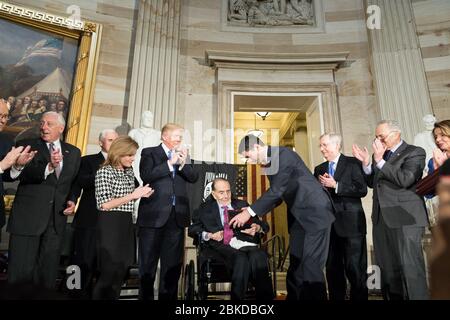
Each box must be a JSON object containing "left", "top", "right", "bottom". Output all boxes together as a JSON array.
[
  {"left": 127, "top": 0, "right": 181, "bottom": 129},
  {"left": 365, "top": 0, "right": 433, "bottom": 142}
]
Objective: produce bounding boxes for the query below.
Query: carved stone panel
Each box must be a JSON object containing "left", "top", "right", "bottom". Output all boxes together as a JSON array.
[{"left": 222, "top": 0, "right": 324, "bottom": 33}]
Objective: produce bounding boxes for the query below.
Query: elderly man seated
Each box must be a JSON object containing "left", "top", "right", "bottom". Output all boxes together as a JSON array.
[{"left": 188, "top": 178, "right": 274, "bottom": 300}]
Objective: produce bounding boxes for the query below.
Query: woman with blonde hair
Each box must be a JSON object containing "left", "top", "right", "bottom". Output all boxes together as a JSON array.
[{"left": 93, "top": 136, "right": 153, "bottom": 299}]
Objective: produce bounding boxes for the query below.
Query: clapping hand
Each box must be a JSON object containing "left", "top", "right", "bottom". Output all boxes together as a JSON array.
[
  {"left": 0, "top": 146, "right": 37, "bottom": 171},
  {"left": 433, "top": 148, "right": 449, "bottom": 169},
  {"left": 49, "top": 147, "right": 62, "bottom": 170},
  {"left": 352, "top": 144, "right": 370, "bottom": 167},
  {"left": 131, "top": 184, "right": 154, "bottom": 200},
  {"left": 0, "top": 146, "right": 24, "bottom": 171},
  {"left": 16, "top": 146, "right": 37, "bottom": 167},
  {"left": 372, "top": 138, "right": 386, "bottom": 164},
  {"left": 319, "top": 173, "right": 337, "bottom": 188}
]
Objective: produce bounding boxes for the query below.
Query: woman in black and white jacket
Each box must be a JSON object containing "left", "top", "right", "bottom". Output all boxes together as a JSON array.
[{"left": 94, "top": 136, "right": 153, "bottom": 300}]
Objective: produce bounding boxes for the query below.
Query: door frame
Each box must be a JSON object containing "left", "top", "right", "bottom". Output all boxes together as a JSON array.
[
  {"left": 218, "top": 81, "right": 341, "bottom": 163},
  {"left": 230, "top": 91, "right": 325, "bottom": 165}
]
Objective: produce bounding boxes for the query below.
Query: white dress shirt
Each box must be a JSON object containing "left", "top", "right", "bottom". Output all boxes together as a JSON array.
[
  {"left": 329, "top": 153, "right": 341, "bottom": 193},
  {"left": 161, "top": 143, "right": 175, "bottom": 173}
]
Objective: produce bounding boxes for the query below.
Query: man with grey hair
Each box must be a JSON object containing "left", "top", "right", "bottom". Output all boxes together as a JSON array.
[
  {"left": 314, "top": 132, "right": 368, "bottom": 300},
  {"left": 68, "top": 128, "right": 118, "bottom": 299},
  {"left": 353, "top": 120, "right": 429, "bottom": 300},
  {"left": 7, "top": 111, "right": 81, "bottom": 289}
]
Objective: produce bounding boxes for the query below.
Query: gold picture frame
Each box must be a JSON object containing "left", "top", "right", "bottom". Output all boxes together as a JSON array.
[
  {"left": 0, "top": 0, "right": 102, "bottom": 153},
  {"left": 0, "top": 1, "right": 102, "bottom": 212}
]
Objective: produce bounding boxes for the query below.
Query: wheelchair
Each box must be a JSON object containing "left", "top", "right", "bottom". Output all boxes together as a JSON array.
[{"left": 183, "top": 233, "right": 284, "bottom": 300}]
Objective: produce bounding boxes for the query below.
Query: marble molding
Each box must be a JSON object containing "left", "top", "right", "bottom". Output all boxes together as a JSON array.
[{"left": 207, "top": 50, "right": 349, "bottom": 163}]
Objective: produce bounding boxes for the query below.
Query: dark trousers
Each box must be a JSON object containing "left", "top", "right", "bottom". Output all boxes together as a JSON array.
[
  {"left": 286, "top": 221, "right": 331, "bottom": 300},
  {"left": 69, "top": 227, "right": 97, "bottom": 299},
  {"left": 373, "top": 213, "right": 429, "bottom": 300},
  {"left": 138, "top": 208, "right": 184, "bottom": 300},
  {"left": 206, "top": 242, "right": 274, "bottom": 300},
  {"left": 7, "top": 214, "right": 63, "bottom": 289},
  {"left": 0, "top": 198, "right": 5, "bottom": 241},
  {"left": 326, "top": 227, "right": 368, "bottom": 300},
  {"left": 92, "top": 211, "right": 134, "bottom": 300}
]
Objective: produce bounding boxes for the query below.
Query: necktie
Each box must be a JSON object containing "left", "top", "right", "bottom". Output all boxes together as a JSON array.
[
  {"left": 167, "top": 150, "right": 176, "bottom": 205},
  {"left": 48, "top": 142, "right": 61, "bottom": 179},
  {"left": 222, "top": 206, "right": 233, "bottom": 245},
  {"left": 383, "top": 150, "right": 393, "bottom": 161},
  {"left": 329, "top": 161, "right": 335, "bottom": 177}
]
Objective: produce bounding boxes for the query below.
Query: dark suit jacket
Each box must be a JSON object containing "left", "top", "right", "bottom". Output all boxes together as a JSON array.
[
  {"left": 0, "top": 133, "right": 14, "bottom": 228},
  {"left": 366, "top": 142, "right": 428, "bottom": 228},
  {"left": 7, "top": 138, "right": 81, "bottom": 236},
  {"left": 250, "top": 146, "right": 335, "bottom": 233},
  {"left": 188, "top": 198, "right": 269, "bottom": 245},
  {"left": 138, "top": 144, "right": 198, "bottom": 228},
  {"left": 430, "top": 218, "right": 450, "bottom": 299},
  {"left": 71, "top": 152, "right": 104, "bottom": 229},
  {"left": 314, "top": 155, "right": 367, "bottom": 237}
]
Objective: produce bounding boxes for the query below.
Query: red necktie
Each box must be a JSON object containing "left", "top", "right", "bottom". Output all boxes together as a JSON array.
[{"left": 222, "top": 206, "right": 233, "bottom": 245}]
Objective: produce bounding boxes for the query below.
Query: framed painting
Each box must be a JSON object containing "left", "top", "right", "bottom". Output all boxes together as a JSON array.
[
  {"left": 0, "top": 0, "right": 101, "bottom": 150},
  {"left": 0, "top": 1, "right": 102, "bottom": 205}
]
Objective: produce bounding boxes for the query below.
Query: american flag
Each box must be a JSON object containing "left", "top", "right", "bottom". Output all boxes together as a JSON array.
[
  {"left": 235, "top": 164, "right": 275, "bottom": 239},
  {"left": 15, "top": 38, "right": 63, "bottom": 67}
]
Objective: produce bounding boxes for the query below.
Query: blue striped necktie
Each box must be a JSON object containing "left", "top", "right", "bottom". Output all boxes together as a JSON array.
[{"left": 329, "top": 161, "right": 335, "bottom": 177}]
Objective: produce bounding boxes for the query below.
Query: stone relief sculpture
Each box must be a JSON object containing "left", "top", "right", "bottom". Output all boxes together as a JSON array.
[{"left": 228, "top": 0, "right": 314, "bottom": 27}]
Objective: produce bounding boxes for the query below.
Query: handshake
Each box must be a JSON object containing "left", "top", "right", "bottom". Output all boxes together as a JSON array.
[{"left": 228, "top": 209, "right": 253, "bottom": 230}]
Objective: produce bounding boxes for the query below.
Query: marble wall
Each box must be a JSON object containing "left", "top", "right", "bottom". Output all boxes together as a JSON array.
[
  {"left": 413, "top": 0, "right": 450, "bottom": 121},
  {"left": 178, "top": 0, "right": 377, "bottom": 159}
]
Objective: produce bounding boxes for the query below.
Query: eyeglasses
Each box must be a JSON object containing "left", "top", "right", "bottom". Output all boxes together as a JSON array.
[
  {"left": 0, "top": 114, "right": 10, "bottom": 121},
  {"left": 375, "top": 131, "right": 396, "bottom": 141}
]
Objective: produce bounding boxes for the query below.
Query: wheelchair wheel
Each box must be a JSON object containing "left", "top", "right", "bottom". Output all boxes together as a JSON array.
[{"left": 184, "top": 260, "right": 195, "bottom": 300}]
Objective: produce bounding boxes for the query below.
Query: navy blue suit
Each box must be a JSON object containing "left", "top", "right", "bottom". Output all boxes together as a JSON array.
[
  {"left": 249, "top": 146, "right": 335, "bottom": 300},
  {"left": 137, "top": 144, "right": 198, "bottom": 300}
]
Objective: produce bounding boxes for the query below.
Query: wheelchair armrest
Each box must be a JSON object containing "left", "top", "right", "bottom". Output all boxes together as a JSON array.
[{"left": 193, "top": 232, "right": 204, "bottom": 247}]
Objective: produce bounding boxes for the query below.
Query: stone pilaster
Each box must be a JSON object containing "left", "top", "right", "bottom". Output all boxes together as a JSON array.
[
  {"left": 366, "top": 0, "right": 433, "bottom": 142},
  {"left": 128, "top": 0, "right": 181, "bottom": 129}
]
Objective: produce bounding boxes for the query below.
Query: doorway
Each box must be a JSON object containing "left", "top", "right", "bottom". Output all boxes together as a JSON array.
[{"left": 232, "top": 92, "right": 325, "bottom": 170}]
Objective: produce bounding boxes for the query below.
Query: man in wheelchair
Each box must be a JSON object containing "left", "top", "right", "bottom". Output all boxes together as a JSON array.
[{"left": 188, "top": 178, "right": 274, "bottom": 300}]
